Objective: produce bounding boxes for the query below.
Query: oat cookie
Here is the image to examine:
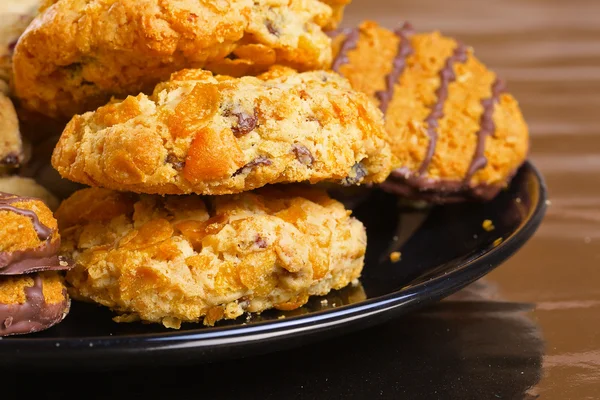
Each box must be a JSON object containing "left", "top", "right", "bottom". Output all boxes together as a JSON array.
[
  {"left": 0, "top": 92, "right": 24, "bottom": 168},
  {"left": 330, "top": 21, "right": 529, "bottom": 202},
  {"left": 57, "top": 186, "right": 366, "bottom": 328},
  {"left": 0, "top": 192, "right": 71, "bottom": 275},
  {"left": 13, "top": 0, "right": 335, "bottom": 119},
  {"left": 0, "top": 176, "right": 60, "bottom": 211},
  {"left": 0, "top": 271, "right": 70, "bottom": 336},
  {"left": 51, "top": 67, "right": 392, "bottom": 195},
  {"left": 0, "top": 0, "right": 40, "bottom": 86}
]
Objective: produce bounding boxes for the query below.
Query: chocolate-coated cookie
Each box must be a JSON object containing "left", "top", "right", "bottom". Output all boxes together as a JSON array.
[{"left": 330, "top": 21, "right": 529, "bottom": 202}]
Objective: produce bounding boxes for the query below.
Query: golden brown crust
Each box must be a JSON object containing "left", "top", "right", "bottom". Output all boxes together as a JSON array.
[
  {"left": 57, "top": 186, "right": 366, "bottom": 328},
  {"left": 331, "top": 21, "right": 529, "bottom": 196},
  {"left": 13, "top": 0, "right": 334, "bottom": 119},
  {"left": 51, "top": 67, "right": 393, "bottom": 195}
]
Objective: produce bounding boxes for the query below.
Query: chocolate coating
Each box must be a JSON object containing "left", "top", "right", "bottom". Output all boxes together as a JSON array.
[
  {"left": 381, "top": 167, "right": 520, "bottom": 204},
  {"left": 331, "top": 28, "right": 360, "bottom": 72},
  {"left": 0, "top": 192, "right": 72, "bottom": 275},
  {"left": 419, "top": 43, "right": 469, "bottom": 175},
  {"left": 465, "top": 79, "right": 507, "bottom": 181},
  {"left": 0, "top": 274, "right": 70, "bottom": 337},
  {"left": 375, "top": 23, "right": 415, "bottom": 115}
]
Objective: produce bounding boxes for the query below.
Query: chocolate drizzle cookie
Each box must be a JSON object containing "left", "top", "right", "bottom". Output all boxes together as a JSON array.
[
  {"left": 0, "top": 271, "right": 70, "bottom": 336},
  {"left": 0, "top": 192, "right": 71, "bottom": 275},
  {"left": 330, "top": 21, "right": 529, "bottom": 202}
]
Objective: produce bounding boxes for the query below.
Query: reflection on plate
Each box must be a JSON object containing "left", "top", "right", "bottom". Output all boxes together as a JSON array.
[{"left": 0, "top": 162, "right": 546, "bottom": 368}]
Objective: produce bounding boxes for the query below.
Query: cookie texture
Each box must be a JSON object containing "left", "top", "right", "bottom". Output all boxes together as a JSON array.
[
  {"left": 0, "top": 0, "right": 40, "bottom": 87},
  {"left": 13, "top": 0, "right": 335, "bottom": 119},
  {"left": 0, "top": 191, "right": 71, "bottom": 275},
  {"left": 0, "top": 92, "right": 24, "bottom": 168},
  {"left": 0, "top": 271, "right": 70, "bottom": 336},
  {"left": 320, "top": 0, "right": 351, "bottom": 30},
  {"left": 57, "top": 186, "right": 366, "bottom": 328},
  {"left": 51, "top": 67, "right": 392, "bottom": 195},
  {"left": 330, "top": 21, "right": 529, "bottom": 202}
]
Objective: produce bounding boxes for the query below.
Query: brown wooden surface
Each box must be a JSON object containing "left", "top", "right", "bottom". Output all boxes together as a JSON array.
[{"left": 343, "top": 0, "right": 600, "bottom": 397}]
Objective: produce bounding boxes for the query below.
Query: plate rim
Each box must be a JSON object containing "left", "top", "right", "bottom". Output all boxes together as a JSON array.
[{"left": 0, "top": 161, "right": 547, "bottom": 357}]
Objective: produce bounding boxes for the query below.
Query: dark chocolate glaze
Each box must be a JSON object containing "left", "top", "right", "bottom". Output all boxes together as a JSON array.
[
  {"left": 381, "top": 166, "right": 520, "bottom": 204},
  {"left": 375, "top": 23, "right": 415, "bottom": 115},
  {"left": 0, "top": 274, "right": 70, "bottom": 337},
  {"left": 331, "top": 28, "right": 360, "bottom": 72},
  {"left": 0, "top": 192, "right": 71, "bottom": 275},
  {"left": 465, "top": 79, "right": 506, "bottom": 182},
  {"left": 0, "top": 192, "right": 52, "bottom": 240},
  {"left": 419, "top": 44, "right": 469, "bottom": 175}
]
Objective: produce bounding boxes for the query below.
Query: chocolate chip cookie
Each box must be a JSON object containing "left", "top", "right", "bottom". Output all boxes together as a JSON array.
[
  {"left": 13, "top": 0, "right": 335, "bottom": 119},
  {"left": 51, "top": 67, "right": 392, "bottom": 195}
]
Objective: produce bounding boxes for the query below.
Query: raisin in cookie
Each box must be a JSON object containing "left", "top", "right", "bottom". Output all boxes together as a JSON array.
[
  {"left": 330, "top": 21, "right": 529, "bottom": 202},
  {"left": 51, "top": 67, "right": 392, "bottom": 195},
  {"left": 0, "top": 191, "right": 72, "bottom": 275},
  {"left": 13, "top": 0, "right": 334, "bottom": 119},
  {"left": 57, "top": 186, "right": 366, "bottom": 328},
  {"left": 0, "top": 271, "right": 70, "bottom": 336}
]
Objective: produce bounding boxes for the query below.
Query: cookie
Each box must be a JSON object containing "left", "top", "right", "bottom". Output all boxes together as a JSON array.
[
  {"left": 56, "top": 186, "right": 366, "bottom": 328},
  {"left": 0, "top": 176, "right": 60, "bottom": 211},
  {"left": 13, "top": 0, "right": 335, "bottom": 119},
  {"left": 330, "top": 21, "right": 529, "bottom": 202},
  {"left": 320, "top": 0, "right": 351, "bottom": 30},
  {"left": 51, "top": 67, "right": 392, "bottom": 195},
  {"left": 0, "top": 271, "right": 70, "bottom": 336},
  {"left": 0, "top": 92, "right": 24, "bottom": 168},
  {"left": 0, "top": 192, "right": 72, "bottom": 275},
  {"left": 0, "top": 0, "right": 40, "bottom": 86}
]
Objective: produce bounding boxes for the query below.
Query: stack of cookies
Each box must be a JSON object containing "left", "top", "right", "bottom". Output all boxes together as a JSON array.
[
  {"left": 0, "top": 0, "right": 529, "bottom": 331},
  {"left": 0, "top": 192, "right": 72, "bottom": 336}
]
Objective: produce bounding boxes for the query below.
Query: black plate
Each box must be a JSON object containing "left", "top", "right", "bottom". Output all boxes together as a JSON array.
[{"left": 0, "top": 162, "right": 546, "bottom": 368}]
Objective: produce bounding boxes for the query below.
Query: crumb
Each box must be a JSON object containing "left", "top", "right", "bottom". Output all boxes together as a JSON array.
[
  {"left": 320, "top": 299, "right": 328, "bottom": 306},
  {"left": 482, "top": 219, "right": 495, "bottom": 231},
  {"left": 545, "top": 200, "right": 552, "bottom": 206},
  {"left": 277, "top": 315, "right": 286, "bottom": 320},
  {"left": 515, "top": 197, "right": 522, "bottom": 203},
  {"left": 493, "top": 238, "right": 503, "bottom": 247},
  {"left": 389, "top": 251, "right": 402, "bottom": 263}
]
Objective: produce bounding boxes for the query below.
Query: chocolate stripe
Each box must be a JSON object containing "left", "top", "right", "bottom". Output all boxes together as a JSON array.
[
  {"left": 0, "top": 274, "right": 70, "bottom": 336},
  {"left": 464, "top": 78, "right": 506, "bottom": 182},
  {"left": 375, "top": 23, "right": 415, "bottom": 115},
  {"left": 330, "top": 28, "right": 360, "bottom": 72},
  {"left": 0, "top": 192, "right": 52, "bottom": 240},
  {"left": 419, "top": 44, "right": 469, "bottom": 175}
]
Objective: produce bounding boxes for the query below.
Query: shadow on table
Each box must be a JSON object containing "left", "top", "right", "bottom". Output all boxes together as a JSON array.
[{"left": 7, "top": 280, "right": 543, "bottom": 400}]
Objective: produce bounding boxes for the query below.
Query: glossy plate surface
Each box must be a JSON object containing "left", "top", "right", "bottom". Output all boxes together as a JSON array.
[{"left": 0, "top": 162, "right": 546, "bottom": 368}]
